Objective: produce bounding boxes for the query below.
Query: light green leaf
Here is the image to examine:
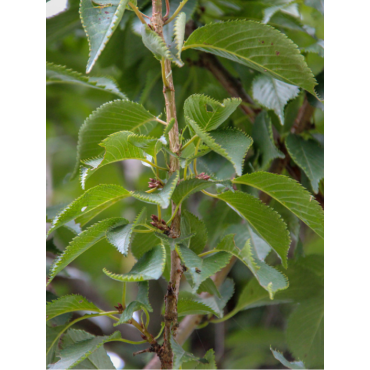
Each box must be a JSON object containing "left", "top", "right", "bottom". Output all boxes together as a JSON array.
[
  {"left": 46, "top": 62, "right": 126, "bottom": 98},
  {"left": 81, "top": 131, "right": 148, "bottom": 188},
  {"left": 75, "top": 100, "right": 157, "bottom": 177},
  {"left": 62, "top": 329, "right": 116, "bottom": 369},
  {"left": 103, "top": 245, "right": 166, "bottom": 281},
  {"left": 286, "top": 134, "right": 324, "bottom": 193},
  {"left": 178, "top": 245, "right": 231, "bottom": 291},
  {"left": 155, "top": 232, "right": 195, "bottom": 251},
  {"left": 106, "top": 208, "right": 147, "bottom": 256},
  {"left": 226, "top": 224, "right": 288, "bottom": 298},
  {"left": 181, "top": 210, "right": 208, "bottom": 254},
  {"left": 131, "top": 231, "right": 159, "bottom": 260},
  {"left": 186, "top": 119, "right": 252, "bottom": 176},
  {"left": 252, "top": 74, "right": 299, "bottom": 125},
  {"left": 174, "top": 12, "right": 186, "bottom": 62},
  {"left": 80, "top": 0, "right": 129, "bottom": 73},
  {"left": 177, "top": 293, "right": 218, "bottom": 317},
  {"left": 286, "top": 296, "right": 324, "bottom": 369},
  {"left": 271, "top": 348, "right": 305, "bottom": 369},
  {"left": 47, "top": 185, "right": 131, "bottom": 235},
  {"left": 46, "top": 292, "right": 72, "bottom": 326},
  {"left": 47, "top": 295, "right": 102, "bottom": 321},
  {"left": 252, "top": 111, "right": 284, "bottom": 170},
  {"left": 184, "top": 94, "right": 241, "bottom": 131},
  {"left": 171, "top": 336, "right": 205, "bottom": 369},
  {"left": 183, "top": 21, "right": 318, "bottom": 97},
  {"left": 93, "top": 0, "right": 135, "bottom": 8},
  {"left": 128, "top": 134, "right": 163, "bottom": 157},
  {"left": 217, "top": 191, "right": 291, "bottom": 268},
  {"left": 142, "top": 24, "right": 171, "bottom": 60},
  {"left": 195, "top": 349, "right": 217, "bottom": 369},
  {"left": 233, "top": 172, "right": 324, "bottom": 238},
  {"left": 49, "top": 331, "right": 121, "bottom": 369},
  {"left": 133, "top": 172, "right": 179, "bottom": 209},
  {"left": 47, "top": 218, "right": 127, "bottom": 286}
]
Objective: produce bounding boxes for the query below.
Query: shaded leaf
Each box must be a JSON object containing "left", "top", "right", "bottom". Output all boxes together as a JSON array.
[
  {"left": 47, "top": 295, "right": 102, "bottom": 322},
  {"left": 233, "top": 172, "right": 324, "bottom": 238},
  {"left": 128, "top": 134, "right": 163, "bottom": 157},
  {"left": 252, "top": 74, "right": 299, "bottom": 125},
  {"left": 172, "top": 178, "right": 214, "bottom": 206},
  {"left": 133, "top": 171, "right": 179, "bottom": 209},
  {"left": 155, "top": 232, "right": 195, "bottom": 251},
  {"left": 47, "top": 218, "right": 127, "bottom": 285},
  {"left": 177, "top": 293, "right": 219, "bottom": 317},
  {"left": 181, "top": 210, "right": 208, "bottom": 254},
  {"left": 47, "top": 324, "right": 68, "bottom": 365},
  {"left": 196, "top": 278, "right": 221, "bottom": 298},
  {"left": 286, "top": 134, "right": 324, "bottom": 193},
  {"left": 184, "top": 94, "right": 241, "bottom": 131},
  {"left": 142, "top": 24, "right": 171, "bottom": 60},
  {"left": 195, "top": 349, "right": 217, "bottom": 369},
  {"left": 186, "top": 118, "right": 253, "bottom": 176},
  {"left": 171, "top": 336, "right": 206, "bottom": 369},
  {"left": 47, "top": 185, "right": 131, "bottom": 235},
  {"left": 217, "top": 191, "right": 291, "bottom": 267},
  {"left": 103, "top": 245, "right": 166, "bottom": 281},
  {"left": 80, "top": 0, "right": 129, "bottom": 73},
  {"left": 183, "top": 21, "right": 318, "bottom": 96}
]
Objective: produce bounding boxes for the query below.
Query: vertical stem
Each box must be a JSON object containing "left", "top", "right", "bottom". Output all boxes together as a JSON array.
[{"left": 151, "top": 1, "right": 182, "bottom": 368}]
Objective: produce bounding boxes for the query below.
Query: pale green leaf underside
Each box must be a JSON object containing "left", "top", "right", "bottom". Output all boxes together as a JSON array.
[
  {"left": 75, "top": 100, "right": 157, "bottom": 177},
  {"left": 184, "top": 94, "right": 241, "bottom": 131},
  {"left": 133, "top": 172, "right": 179, "bottom": 209},
  {"left": 47, "top": 295, "right": 102, "bottom": 321},
  {"left": 286, "top": 134, "right": 324, "bottom": 193},
  {"left": 80, "top": 0, "right": 129, "bottom": 73},
  {"left": 183, "top": 21, "right": 318, "bottom": 97},
  {"left": 142, "top": 24, "right": 171, "bottom": 60},
  {"left": 46, "top": 62, "right": 126, "bottom": 98},
  {"left": 271, "top": 348, "right": 305, "bottom": 369},
  {"left": 174, "top": 12, "right": 186, "bottom": 61},
  {"left": 252, "top": 111, "right": 284, "bottom": 170},
  {"left": 286, "top": 296, "right": 324, "bottom": 369},
  {"left": 48, "top": 218, "right": 127, "bottom": 286},
  {"left": 252, "top": 74, "right": 299, "bottom": 125},
  {"left": 49, "top": 331, "right": 121, "bottom": 369},
  {"left": 217, "top": 191, "right": 290, "bottom": 268},
  {"left": 47, "top": 184, "right": 131, "bottom": 235},
  {"left": 233, "top": 172, "right": 324, "bottom": 238},
  {"left": 103, "top": 245, "right": 166, "bottom": 281},
  {"left": 61, "top": 329, "right": 115, "bottom": 369},
  {"left": 187, "top": 118, "right": 253, "bottom": 176}
]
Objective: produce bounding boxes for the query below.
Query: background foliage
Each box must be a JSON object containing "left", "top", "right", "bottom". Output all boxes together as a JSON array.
[{"left": 46, "top": 0, "right": 324, "bottom": 368}]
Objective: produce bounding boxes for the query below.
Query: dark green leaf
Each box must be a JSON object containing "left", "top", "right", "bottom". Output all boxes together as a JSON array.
[{"left": 181, "top": 210, "right": 208, "bottom": 254}]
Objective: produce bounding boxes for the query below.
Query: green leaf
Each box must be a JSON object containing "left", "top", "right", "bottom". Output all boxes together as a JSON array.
[
  {"left": 172, "top": 178, "right": 213, "bottom": 206},
  {"left": 142, "top": 24, "right": 171, "bottom": 60},
  {"left": 131, "top": 231, "right": 159, "bottom": 260},
  {"left": 61, "top": 329, "right": 116, "bottom": 369},
  {"left": 106, "top": 208, "right": 147, "bottom": 256},
  {"left": 47, "top": 295, "right": 102, "bottom": 322},
  {"left": 196, "top": 278, "right": 221, "bottom": 298},
  {"left": 80, "top": 0, "right": 129, "bottom": 73},
  {"left": 286, "top": 296, "right": 324, "bottom": 369},
  {"left": 217, "top": 191, "right": 291, "bottom": 268},
  {"left": 46, "top": 62, "right": 126, "bottom": 98},
  {"left": 178, "top": 245, "right": 231, "bottom": 291},
  {"left": 195, "top": 349, "right": 217, "bottom": 369},
  {"left": 181, "top": 210, "right": 208, "bottom": 254},
  {"left": 177, "top": 293, "right": 218, "bottom": 317},
  {"left": 47, "top": 324, "right": 68, "bottom": 365},
  {"left": 47, "top": 185, "right": 131, "bottom": 235},
  {"left": 47, "top": 292, "right": 72, "bottom": 326},
  {"left": 184, "top": 94, "right": 241, "bottom": 131},
  {"left": 171, "top": 336, "right": 205, "bottom": 369},
  {"left": 252, "top": 111, "right": 284, "bottom": 170},
  {"left": 155, "top": 232, "right": 195, "bottom": 251},
  {"left": 128, "top": 134, "right": 163, "bottom": 157},
  {"left": 164, "top": 118, "right": 176, "bottom": 138},
  {"left": 233, "top": 172, "right": 324, "bottom": 238},
  {"left": 252, "top": 74, "right": 299, "bottom": 125},
  {"left": 103, "top": 245, "right": 166, "bottom": 281},
  {"left": 174, "top": 12, "right": 187, "bottom": 62},
  {"left": 49, "top": 331, "right": 121, "bottom": 369},
  {"left": 183, "top": 21, "right": 318, "bottom": 97},
  {"left": 271, "top": 348, "right": 305, "bottom": 369},
  {"left": 75, "top": 100, "right": 157, "bottom": 177},
  {"left": 133, "top": 171, "right": 179, "bottom": 209},
  {"left": 81, "top": 131, "right": 148, "bottom": 188},
  {"left": 286, "top": 134, "right": 324, "bottom": 193},
  {"left": 48, "top": 218, "right": 127, "bottom": 285},
  {"left": 225, "top": 224, "right": 288, "bottom": 298},
  {"left": 187, "top": 119, "right": 252, "bottom": 176}
]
